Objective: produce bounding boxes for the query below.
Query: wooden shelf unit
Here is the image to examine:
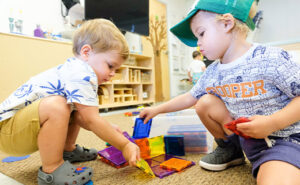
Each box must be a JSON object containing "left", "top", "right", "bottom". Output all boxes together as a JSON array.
[{"left": 98, "top": 53, "right": 155, "bottom": 109}]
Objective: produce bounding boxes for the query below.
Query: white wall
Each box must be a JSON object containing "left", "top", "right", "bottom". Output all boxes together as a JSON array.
[
  {"left": 159, "top": 0, "right": 196, "bottom": 98},
  {"left": 253, "top": 0, "right": 300, "bottom": 43},
  {"left": 0, "top": 0, "right": 65, "bottom": 36}
]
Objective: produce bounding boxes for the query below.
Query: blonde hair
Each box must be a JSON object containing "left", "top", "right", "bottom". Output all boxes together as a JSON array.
[
  {"left": 216, "top": 1, "right": 258, "bottom": 35},
  {"left": 72, "top": 18, "right": 129, "bottom": 60}
]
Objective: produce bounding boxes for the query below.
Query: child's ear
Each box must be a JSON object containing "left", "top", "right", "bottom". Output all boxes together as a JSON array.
[
  {"left": 80, "top": 44, "right": 92, "bottom": 60},
  {"left": 221, "top": 13, "right": 235, "bottom": 32}
]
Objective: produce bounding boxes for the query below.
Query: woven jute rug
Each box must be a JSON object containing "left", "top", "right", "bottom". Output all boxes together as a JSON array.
[{"left": 0, "top": 113, "right": 256, "bottom": 185}]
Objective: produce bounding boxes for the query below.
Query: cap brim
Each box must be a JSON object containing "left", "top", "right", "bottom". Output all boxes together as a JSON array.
[
  {"left": 170, "top": 9, "right": 198, "bottom": 47},
  {"left": 246, "top": 16, "right": 255, "bottom": 30}
]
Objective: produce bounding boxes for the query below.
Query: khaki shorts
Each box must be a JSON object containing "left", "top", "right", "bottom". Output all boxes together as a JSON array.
[{"left": 0, "top": 99, "right": 41, "bottom": 156}]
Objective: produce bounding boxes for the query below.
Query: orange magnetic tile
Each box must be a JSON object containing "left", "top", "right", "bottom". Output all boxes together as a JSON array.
[
  {"left": 159, "top": 158, "right": 192, "bottom": 172},
  {"left": 135, "top": 138, "right": 151, "bottom": 159}
]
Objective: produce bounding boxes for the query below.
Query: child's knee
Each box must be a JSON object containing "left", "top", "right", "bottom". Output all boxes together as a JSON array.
[
  {"left": 39, "top": 96, "right": 71, "bottom": 120},
  {"left": 195, "top": 94, "right": 224, "bottom": 114}
]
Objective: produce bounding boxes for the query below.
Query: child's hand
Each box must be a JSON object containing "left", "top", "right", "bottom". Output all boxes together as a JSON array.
[
  {"left": 139, "top": 107, "right": 159, "bottom": 123},
  {"left": 111, "top": 123, "right": 123, "bottom": 134},
  {"left": 121, "top": 142, "right": 140, "bottom": 166},
  {"left": 236, "top": 115, "right": 277, "bottom": 139}
]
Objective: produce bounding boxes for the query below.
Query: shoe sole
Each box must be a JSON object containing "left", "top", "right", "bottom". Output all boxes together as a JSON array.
[{"left": 199, "top": 158, "right": 245, "bottom": 171}]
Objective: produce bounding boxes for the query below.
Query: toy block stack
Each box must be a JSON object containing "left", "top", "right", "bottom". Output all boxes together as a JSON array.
[
  {"left": 98, "top": 118, "right": 195, "bottom": 178},
  {"left": 132, "top": 118, "right": 194, "bottom": 178}
]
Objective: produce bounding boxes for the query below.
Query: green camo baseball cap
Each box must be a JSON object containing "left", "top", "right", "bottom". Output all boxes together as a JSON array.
[{"left": 170, "top": 0, "right": 255, "bottom": 47}]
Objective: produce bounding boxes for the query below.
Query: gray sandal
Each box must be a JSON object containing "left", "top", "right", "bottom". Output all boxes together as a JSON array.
[
  {"left": 37, "top": 161, "right": 93, "bottom": 185},
  {"left": 63, "top": 144, "right": 98, "bottom": 163}
]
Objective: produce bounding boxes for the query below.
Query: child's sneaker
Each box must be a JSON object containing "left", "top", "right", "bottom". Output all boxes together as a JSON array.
[
  {"left": 63, "top": 144, "right": 98, "bottom": 163},
  {"left": 199, "top": 138, "right": 245, "bottom": 171},
  {"left": 37, "top": 161, "right": 93, "bottom": 185}
]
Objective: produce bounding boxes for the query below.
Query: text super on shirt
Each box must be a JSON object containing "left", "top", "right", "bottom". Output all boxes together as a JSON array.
[
  {"left": 0, "top": 57, "right": 99, "bottom": 122},
  {"left": 190, "top": 44, "right": 300, "bottom": 137}
]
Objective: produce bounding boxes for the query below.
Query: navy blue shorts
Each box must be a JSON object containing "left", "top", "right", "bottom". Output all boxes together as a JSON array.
[{"left": 239, "top": 133, "right": 300, "bottom": 177}]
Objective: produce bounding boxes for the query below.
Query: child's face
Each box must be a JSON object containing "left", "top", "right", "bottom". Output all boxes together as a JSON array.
[
  {"left": 85, "top": 49, "right": 124, "bottom": 85},
  {"left": 190, "top": 11, "right": 231, "bottom": 61}
]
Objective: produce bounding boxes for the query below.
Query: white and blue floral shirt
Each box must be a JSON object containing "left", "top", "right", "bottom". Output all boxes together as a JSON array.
[
  {"left": 190, "top": 44, "right": 300, "bottom": 137},
  {"left": 0, "top": 57, "right": 99, "bottom": 122}
]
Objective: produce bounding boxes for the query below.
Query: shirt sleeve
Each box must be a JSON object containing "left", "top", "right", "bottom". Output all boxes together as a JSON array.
[
  {"left": 189, "top": 69, "right": 208, "bottom": 99},
  {"left": 271, "top": 49, "right": 300, "bottom": 98},
  {"left": 61, "top": 62, "right": 99, "bottom": 107}
]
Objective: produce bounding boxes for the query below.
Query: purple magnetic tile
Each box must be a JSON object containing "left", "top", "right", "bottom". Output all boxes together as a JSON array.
[
  {"left": 98, "top": 146, "right": 121, "bottom": 158},
  {"left": 123, "top": 131, "right": 136, "bottom": 143},
  {"left": 151, "top": 165, "right": 175, "bottom": 178},
  {"left": 145, "top": 158, "right": 161, "bottom": 167},
  {"left": 109, "top": 153, "right": 127, "bottom": 166},
  {"left": 98, "top": 146, "right": 126, "bottom": 165},
  {"left": 151, "top": 154, "right": 176, "bottom": 163}
]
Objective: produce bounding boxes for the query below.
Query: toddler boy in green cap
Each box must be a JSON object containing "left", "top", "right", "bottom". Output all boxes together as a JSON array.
[{"left": 141, "top": 0, "right": 300, "bottom": 184}]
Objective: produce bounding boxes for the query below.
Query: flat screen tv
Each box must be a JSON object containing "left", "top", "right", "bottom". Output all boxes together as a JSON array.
[{"left": 84, "top": 0, "right": 149, "bottom": 36}]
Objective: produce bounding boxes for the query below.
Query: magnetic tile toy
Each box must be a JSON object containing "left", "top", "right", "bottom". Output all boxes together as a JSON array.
[
  {"left": 105, "top": 132, "right": 135, "bottom": 147},
  {"left": 151, "top": 165, "right": 175, "bottom": 179},
  {"left": 132, "top": 118, "right": 152, "bottom": 139},
  {"left": 145, "top": 158, "right": 161, "bottom": 167},
  {"left": 164, "top": 135, "right": 185, "bottom": 156},
  {"left": 149, "top": 136, "right": 165, "bottom": 158},
  {"left": 98, "top": 146, "right": 126, "bottom": 166},
  {"left": 134, "top": 138, "right": 151, "bottom": 159},
  {"left": 123, "top": 131, "right": 136, "bottom": 143},
  {"left": 99, "top": 157, "right": 128, "bottom": 168},
  {"left": 160, "top": 158, "right": 193, "bottom": 172},
  {"left": 136, "top": 159, "right": 155, "bottom": 177},
  {"left": 151, "top": 154, "right": 175, "bottom": 163}
]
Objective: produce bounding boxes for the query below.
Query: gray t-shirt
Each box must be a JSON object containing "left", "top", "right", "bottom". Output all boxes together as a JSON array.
[
  {"left": 190, "top": 44, "right": 300, "bottom": 137},
  {"left": 0, "top": 57, "right": 99, "bottom": 122}
]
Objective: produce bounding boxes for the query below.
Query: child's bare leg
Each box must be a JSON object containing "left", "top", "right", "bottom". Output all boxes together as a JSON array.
[
  {"left": 63, "top": 112, "right": 81, "bottom": 152},
  {"left": 195, "top": 94, "right": 233, "bottom": 139},
  {"left": 38, "top": 96, "right": 71, "bottom": 173},
  {"left": 62, "top": 111, "right": 98, "bottom": 163},
  {"left": 195, "top": 94, "right": 244, "bottom": 171},
  {"left": 257, "top": 161, "right": 300, "bottom": 185}
]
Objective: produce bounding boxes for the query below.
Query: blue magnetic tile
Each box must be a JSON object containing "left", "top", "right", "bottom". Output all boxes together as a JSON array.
[
  {"left": 164, "top": 135, "right": 185, "bottom": 156},
  {"left": 132, "top": 118, "right": 152, "bottom": 139}
]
